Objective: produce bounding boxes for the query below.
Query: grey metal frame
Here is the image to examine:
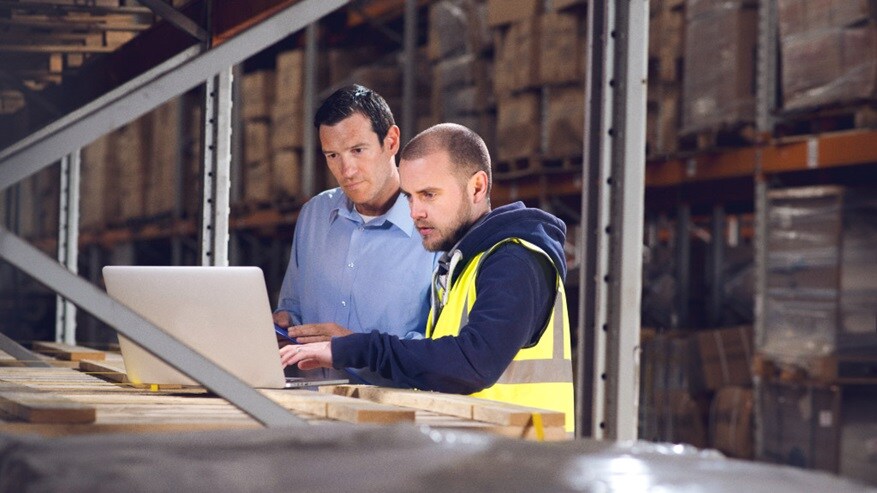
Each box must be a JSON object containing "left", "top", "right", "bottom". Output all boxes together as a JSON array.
[
  {"left": 134, "top": 0, "right": 208, "bottom": 42},
  {"left": 579, "top": 0, "right": 648, "bottom": 441},
  {"left": 200, "top": 68, "right": 233, "bottom": 266},
  {"left": 0, "top": 0, "right": 349, "bottom": 427},
  {"left": 709, "top": 206, "right": 726, "bottom": 326},
  {"left": 756, "top": 0, "right": 778, "bottom": 133},
  {"left": 55, "top": 150, "right": 81, "bottom": 344}
]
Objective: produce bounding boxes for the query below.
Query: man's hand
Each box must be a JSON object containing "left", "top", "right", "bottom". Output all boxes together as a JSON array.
[
  {"left": 272, "top": 311, "right": 295, "bottom": 347},
  {"left": 288, "top": 322, "right": 352, "bottom": 343},
  {"left": 279, "top": 342, "right": 332, "bottom": 370}
]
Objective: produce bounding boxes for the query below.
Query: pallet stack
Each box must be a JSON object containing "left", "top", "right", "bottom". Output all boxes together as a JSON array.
[
  {"left": 647, "top": 0, "right": 684, "bottom": 157},
  {"left": 777, "top": 0, "right": 877, "bottom": 130},
  {"left": 639, "top": 325, "right": 755, "bottom": 458},
  {"left": 681, "top": 0, "right": 757, "bottom": 149},
  {"left": 270, "top": 50, "right": 305, "bottom": 204},
  {"left": 78, "top": 96, "right": 201, "bottom": 232},
  {"left": 754, "top": 184, "right": 877, "bottom": 484},
  {"left": 428, "top": 0, "right": 494, "bottom": 154},
  {"left": 241, "top": 69, "right": 276, "bottom": 207},
  {"left": 489, "top": 0, "right": 586, "bottom": 178}
]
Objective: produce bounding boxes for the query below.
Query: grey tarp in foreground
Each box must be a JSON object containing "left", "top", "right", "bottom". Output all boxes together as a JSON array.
[{"left": 0, "top": 425, "right": 874, "bottom": 492}]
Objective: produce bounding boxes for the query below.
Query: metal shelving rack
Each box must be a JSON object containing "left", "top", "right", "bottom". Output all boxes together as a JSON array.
[{"left": 0, "top": 0, "right": 651, "bottom": 439}]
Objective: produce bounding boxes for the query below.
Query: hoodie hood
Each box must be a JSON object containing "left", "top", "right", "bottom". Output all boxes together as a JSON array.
[{"left": 450, "top": 201, "right": 568, "bottom": 281}]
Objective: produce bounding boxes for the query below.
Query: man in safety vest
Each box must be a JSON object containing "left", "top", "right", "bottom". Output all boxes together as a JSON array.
[{"left": 280, "top": 123, "right": 574, "bottom": 432}]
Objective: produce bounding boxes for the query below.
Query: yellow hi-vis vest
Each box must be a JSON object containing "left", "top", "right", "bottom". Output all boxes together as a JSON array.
[{"left": 427, "top": 238, "right": 575, "bottom": 433}]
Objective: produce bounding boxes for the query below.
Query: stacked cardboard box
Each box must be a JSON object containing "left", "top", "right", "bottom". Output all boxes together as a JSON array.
[
  {"left": 778, "top": 0, "right": 877, "bottom": 112},
  {"left": 640, "top": 326, "right": 756, "bottom": 454},
  {"left": 761, "top": 186, "right": 877, "bottom": 368},
  {"left": 710, "top": 386, "right": 754, "bottom": 459},
  {"left": 647, "top": 0, "right": 684, "bottom": 157},
  {"left": 682, "top": 0, "right": 757, "bottom": 136},
  {"left": 757, "top": 382, "right": 877, "bottom": 485},
  {"left": 639, "top": 332, "right": 709, "bottom": 448},
  {"left": 80, "top": 135, "right": 110, "bottom": 232},
  {"left": 144, "top": 99, "right": 181, "bottom": 219},
  {"left": 242, "top": 70, "right": 275, "bottom": 204},
  {"left": 491, "top": 2, "right": 585, "bottom": 163},
  {"left": 78, "top": 95, "right": 200, "bottom": 230},
  {"left": 107, "top": 114, "right": 148, "bottom": 224},
  {"left": 429, "top": 0, "right": 495, "bottom": 154}
]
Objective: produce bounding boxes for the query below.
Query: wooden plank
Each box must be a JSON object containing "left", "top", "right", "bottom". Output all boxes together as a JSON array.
[
  {"left": 322, "top": 385, "right": 565, "bottom": 428},
  {"left": 0, "top": 381, "right": 96, "bottom": 423},
  {"left": 326, "top": 401, "right": 414, "bottom": 424},
  {"left": 32, "top": 342, "right": 106, "bottom": 361},
  {"left": 261, "top": 389, "right": 415, "bottom": 424},
  {"left": 472, "top": 401, "right": 565, "bottom": 428},
  {"left": 324, "top": 385, "right": 476, "bottom": 419}
]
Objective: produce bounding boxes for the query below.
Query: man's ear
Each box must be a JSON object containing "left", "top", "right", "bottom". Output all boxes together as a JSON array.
[
  {"left": 469, "top": 170, "right": 489, "bottom": 204},
  {"left": 384, "top": 125, "right": 401, "bottom": 154}
]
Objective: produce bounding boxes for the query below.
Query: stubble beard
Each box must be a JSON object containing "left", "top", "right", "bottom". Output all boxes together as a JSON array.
[{"left": 423, "top": 201, "right": 473, "bottom": 253}]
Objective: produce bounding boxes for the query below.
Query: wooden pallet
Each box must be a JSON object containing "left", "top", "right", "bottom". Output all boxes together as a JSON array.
[
  {"left": 1, "top": 346, "right": 571, "bottom": 441},
  {"left": 775, "top": 103, "right": 877, "bottom": 139},
  {"left": 753, "top": 353, "right": 877, "bottom": 385},
  {"left": 494, "top": 155, "right": 582, "bottom": 180},
  {"left": 678, "top": 123, "right": 758, "bottom": 153}
]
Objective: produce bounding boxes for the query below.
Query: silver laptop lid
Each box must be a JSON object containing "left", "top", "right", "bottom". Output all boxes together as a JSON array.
[{"left": 102, "top": 266, "right": 286, "bottom": 389}]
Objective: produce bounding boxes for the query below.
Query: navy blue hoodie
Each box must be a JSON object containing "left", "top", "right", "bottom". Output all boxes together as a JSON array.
[{"left": 332, "top": 201, "right": 568, "bottom": 393}]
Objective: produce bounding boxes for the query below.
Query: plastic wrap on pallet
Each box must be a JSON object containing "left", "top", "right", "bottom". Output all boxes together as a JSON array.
[
  {"left": 762, "top": 186, "right": 877, "bottom": 362},
  {"left": 2, "top": 425, "right": 874, "bottom": 492},
  {"left": 778, "top": 0, "right": 874, "bottom": 39},
  {"left": 428, "top": 0, "right": 490, "bottom": 61},
  {"left": 682, "top": 0, "right": 757, "bottom": 134},
  {"left": 780, "top": 22, "right": 877, "bottom": 112},
  {"left": 757, "top": 381, "right": 877, "bottom": 485}
]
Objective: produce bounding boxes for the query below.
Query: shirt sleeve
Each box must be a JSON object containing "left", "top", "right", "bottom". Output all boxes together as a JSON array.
[
  {"left": 331, "top": 243, "right": 556, "bottom": 394},
  {"left": 275, "top": 217, "right": 305, "bottom": 326}
]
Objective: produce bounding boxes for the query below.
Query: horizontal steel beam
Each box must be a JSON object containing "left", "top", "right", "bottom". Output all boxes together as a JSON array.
[
  {"left": 0, "top": 0, "right": 348, "bottom": 191},
  {"left": 0, "top": 226, "right": 303, "bottom": 427}
]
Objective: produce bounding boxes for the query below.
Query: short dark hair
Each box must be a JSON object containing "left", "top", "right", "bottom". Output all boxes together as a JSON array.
[
  {"left": 401, "top": 123, "right": 492, "bottom": 194},
  {"left": 313, "top": 84, "right": 395, "bottom": 143}
]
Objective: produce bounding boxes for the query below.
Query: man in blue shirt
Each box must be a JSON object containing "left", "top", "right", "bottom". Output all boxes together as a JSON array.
[{"left": 273, "top": 85, "right": 436, "bottom": 384}]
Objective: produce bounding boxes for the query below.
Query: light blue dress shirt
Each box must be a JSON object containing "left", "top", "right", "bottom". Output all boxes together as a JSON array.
[{"left": 276, "top": 187, "right": 437, "bottom": 341}]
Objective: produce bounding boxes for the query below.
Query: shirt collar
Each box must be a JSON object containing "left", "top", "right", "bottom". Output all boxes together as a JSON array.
[{"left": 330, "top": 189, "right": 416, "bottom": 237}]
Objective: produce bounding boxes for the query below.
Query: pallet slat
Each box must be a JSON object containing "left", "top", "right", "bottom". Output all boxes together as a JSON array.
[
  {"left": 0, "top": 381, "right": 96, "bottom": 424},
  {"left": 32, "top": 342, "right": 106, "bottom": 361}
]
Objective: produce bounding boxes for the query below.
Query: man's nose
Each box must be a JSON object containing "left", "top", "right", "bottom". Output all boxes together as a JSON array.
[
  {"left": 339, "top": 155, "right": 357, "bottom": 177},
  {"left": 409, "top": 200, "right": 425, "bottom": 219}
]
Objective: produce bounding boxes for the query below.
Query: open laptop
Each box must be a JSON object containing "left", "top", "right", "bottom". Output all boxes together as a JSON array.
[{"left": 102, "top": 265, "right": 347, "bottom": 389}]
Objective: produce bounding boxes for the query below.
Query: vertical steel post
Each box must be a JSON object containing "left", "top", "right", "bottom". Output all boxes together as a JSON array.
[
  {"left": 302, "top": 23, "right": 319, "bottom": 198},
  {"left": 675, "top": 203, "right": 690, "bottom": 329},
  {"left": 402, "top": 0, "right": 417, "bottom": 145},
  {"left": 55, "top": 151, "right": 81, "bottom": 344},
  {"left": 580, "top": 0, "right": 648, "bottom": 441},
  {"left": 200, "top": 67, "right": 233, "bottom": 266},
  {"left": 709, "top": 206, "right": 726, "bottom": 326}
]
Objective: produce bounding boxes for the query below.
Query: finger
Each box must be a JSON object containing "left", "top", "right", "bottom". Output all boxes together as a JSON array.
[
  {"left": 288, "top": 324, "right": 319, "bottom": 337},
  {"left": 295, "top": 335, "right": 331, "bottom": 344},
  {"left": 298, "top": 359, "right": 320, "bottom": 371}
]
